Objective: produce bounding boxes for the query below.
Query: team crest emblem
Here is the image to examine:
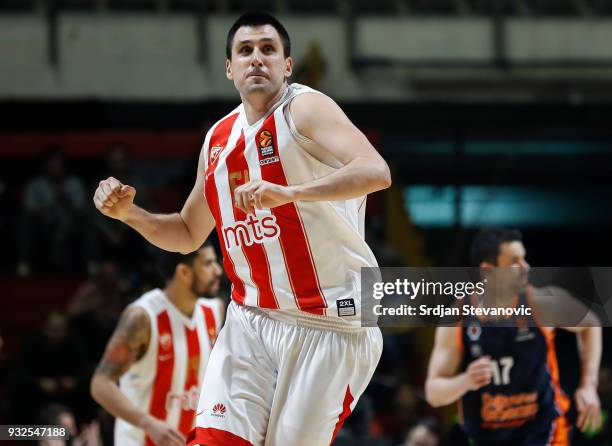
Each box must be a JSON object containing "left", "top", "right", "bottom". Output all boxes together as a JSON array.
[
  {"left": 210, "top": 145, "right": 223, "bottom": 163},
  {"left": 160, "top": 333, "right": 172, "bottom": 351},
  {"left": 467, "top": 321, "right": 482, "bottom": 341},
  {"left": 257, "top": 129, "right": 279, "bottom": 166}
]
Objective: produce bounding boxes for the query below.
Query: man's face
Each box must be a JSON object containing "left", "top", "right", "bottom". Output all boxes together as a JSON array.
[
  {"left": 226, "top": 24, "right": 292, "bottom": 97},
  {"left": 188, "top": 246, "right": 222, "bottom": 297},
  {"left": 485, "top": 241, "right": 530, "bottom": 297}
]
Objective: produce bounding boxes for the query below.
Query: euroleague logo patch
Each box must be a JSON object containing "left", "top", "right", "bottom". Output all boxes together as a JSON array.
[{"left": 257, "top": 129, "right": 279, "bottom": 166}]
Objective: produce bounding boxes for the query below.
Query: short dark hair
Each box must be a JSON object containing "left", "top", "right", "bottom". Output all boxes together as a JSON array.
[
  {"left": 226, "top": 12, "right": 291, "bottom": 59},
  {"left": 469, "top": 228, "right": 523, "bottom": 266},
  {"left": 156, "top": 242, "right": 212, "bottom": 282}
]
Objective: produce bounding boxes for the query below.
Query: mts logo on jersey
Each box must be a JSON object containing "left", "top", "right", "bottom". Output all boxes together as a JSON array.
[{"left": 222, "top": 214, "right": 280, "bottom": 251}]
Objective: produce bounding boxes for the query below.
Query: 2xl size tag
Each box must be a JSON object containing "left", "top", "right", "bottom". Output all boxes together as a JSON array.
[{"left": 337, "top": 298, "right": 356, "bottom": 317}]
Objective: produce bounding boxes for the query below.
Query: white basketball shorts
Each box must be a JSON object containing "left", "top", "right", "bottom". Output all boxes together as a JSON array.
[{"left": 187, "top": 301, "right": 383, "bottom": 446}]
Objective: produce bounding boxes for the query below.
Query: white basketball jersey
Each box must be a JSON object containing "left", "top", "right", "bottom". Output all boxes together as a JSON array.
[
  {"left": 202, "top": 83, "right": 378, "bottom": 320},
  {"left": 114, "top": 289, "right": 224, "bottom": 446}
]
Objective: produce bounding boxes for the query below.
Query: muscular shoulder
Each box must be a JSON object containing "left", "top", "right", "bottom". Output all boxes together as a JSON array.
[
  {"left": 119, "top": 305, "right": 151, "bottom": 338},
  {"left": 531, "top": 286, "right": 596, "bottom": 327},
  {"left": 94, "top": 306, "right": 151, "bottom": 380},
  {"left": 289, "top": 92, "right": 344, "bottom": 139}
]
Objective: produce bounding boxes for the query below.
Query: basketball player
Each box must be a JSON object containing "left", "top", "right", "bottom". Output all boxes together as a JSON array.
[
  {"left": 92, "top": 12, "right": 390, "bottom": 446},
  {"left": 90, "top": 244, "right": 224, "bottom": 446},
  {"left": 425, "top": 229, "right": 602, "bottom": 446}
]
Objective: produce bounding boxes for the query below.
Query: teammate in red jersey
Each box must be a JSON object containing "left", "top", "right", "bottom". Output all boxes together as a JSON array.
[
  {"left": 91, "top": 244, "right": 224, "bottom": 446},
  {"left": 93, "top": 12, "right": 390, "bottom": 446}
]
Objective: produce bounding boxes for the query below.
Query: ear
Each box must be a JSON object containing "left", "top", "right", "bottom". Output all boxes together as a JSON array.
[
  {"left": 226, "top": 59, "right": 233, "bottom": 80},
  {"left": 284, "top": 56, "right": 293, "bottom": 79},
  {"left": 175, "top": 263, "right": 192, "bottom": 283},
  {"left": 479, "top": 261, "right": 494, "bottom": 275}
]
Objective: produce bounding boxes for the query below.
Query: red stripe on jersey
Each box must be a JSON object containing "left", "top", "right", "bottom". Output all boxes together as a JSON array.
[
  {"left": 204, "top": 113, "right": 246, "bottom": 305},
  {"left": 206, "top": 113, "right": 240, "bottom": 177},
  {"left": 329, "top": 385, "right": 354, "bottom": 446},
  {"left": 145, "top": 311, "right": 174, "bottom": 446},
  {"left": 256, "top": 112, "right": 326, "bottom": 312},
  {"left": 187, "top": 427, "right": 254, "bottom": 446},
  {"left": 201, "top": 305, "right": 218, "bottom": 350},
  {"left": 177, "top": 326, "right": 201, "bottom": 436},
  {"left": 225, "top": 130, "right": 278, "bottom": 309}
]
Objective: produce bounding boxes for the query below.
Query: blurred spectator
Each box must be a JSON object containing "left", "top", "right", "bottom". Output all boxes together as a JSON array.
[
  {"left": 371, "top": 381, "right": 425, "bottom": 444},
  {"left": 94, "top": 144, "right": 148, "bottom": 267},
  {"left": 334, "top": 395, "right": 391, "bottom": 446},
  {"left": 294, "top": 41, "right": 326, "bottom": 89},
  {"left": 105, "top": 144, "right": 146, "bottom": 194},
  {"left": 17, "top": 147, "right": 94, "bottom": 276},
  {"left": 402, "top": 419, "right": 440, "bottom": 446},
  {"left": 0, "top": 331, "right": 6, "bottom": 422},
  {"left": 38, "top": 403, "right": 102, "bottom": 446},
  {"left": 67, "top": 260, "right": 127, "bottom": 363},
  {"left": 10, "top": 311, "right": 87, "bottom": 422}
]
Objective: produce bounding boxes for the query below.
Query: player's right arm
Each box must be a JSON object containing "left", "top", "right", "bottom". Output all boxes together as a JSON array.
[
  {"left": 93, "top": 144, "right": 214, "bottom": 254},
  {"left": 90, "top": 307, "right": 185, "bottom": 446},
  {"left": 425, "top": 326, "right": 492, "bottom": 407}
]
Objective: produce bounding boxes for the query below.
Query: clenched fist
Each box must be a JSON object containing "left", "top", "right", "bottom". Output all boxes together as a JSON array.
[
  {"left": 233, "top": 180, "right": 296, "bottom": 214},
  {"left": 142, "top": 415, "right": 185, "bottom": 446},
  {"left": 464, "top": 356, "right": 493, "bottom": 391},
  {"left": 93, "top": 177, "right": 136, "bottom": 221}
]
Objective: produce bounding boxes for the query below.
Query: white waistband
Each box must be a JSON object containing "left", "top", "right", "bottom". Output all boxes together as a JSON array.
[{"left": 237, "top": 304, "right": 368, "bottom": 333}]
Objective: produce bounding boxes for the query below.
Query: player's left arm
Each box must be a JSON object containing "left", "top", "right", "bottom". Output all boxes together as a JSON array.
[
  {"left": 234, "top": 93, "right": 391, "bottom": 213},
  {"left": 563, "top": 324, "right": 602, "bottom": 433},
  {"left": 532, "top": 287, "right": 603, "bottom": 432}
]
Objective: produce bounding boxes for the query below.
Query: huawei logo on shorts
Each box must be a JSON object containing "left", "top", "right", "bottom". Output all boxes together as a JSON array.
[{"left": 211, "top": 403, "right": 226, "bottom": 418}]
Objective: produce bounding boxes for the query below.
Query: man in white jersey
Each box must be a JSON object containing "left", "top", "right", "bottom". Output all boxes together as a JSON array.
[
  {"left": 90, "top": 244, "right": 224, "bottom": 446},
  {"left": 92, "top": 12, "right": 391, "bottom": 446}
]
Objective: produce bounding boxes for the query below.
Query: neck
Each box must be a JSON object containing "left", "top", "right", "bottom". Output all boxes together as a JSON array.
[
  {"left": 242, "top": 83, "right": 288, "bottom": 125},
  {"left": 481, "top": 286, "right": 519, "bottom": 308},
  {"left": 163, "top": 282, "right": 196, "bottom": 318}
]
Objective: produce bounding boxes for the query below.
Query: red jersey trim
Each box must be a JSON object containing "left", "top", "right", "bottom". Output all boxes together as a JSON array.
[
  {"left": 329, "top": 384, "right": 354, "bottom": 446},
  {"left": 146, "top": 311, "right": 174, "bottom": 446},
  {"left": 201, "top": 304, "right": 218, "bottom": 350},
  {"left": 187, "top": 427, "right": 254, "bottom": 446},
  {"left": 204, "top": 112, "right": 246, "bottom": 304},
  {"left": 257, "top": 112, "right": 326, "bottom": 311},
  {"left": 177, "top": 326, "right": 201, "bottom": 435},
  {"left": 224, "top": 130, "right": 279, "bottom": 309}
]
